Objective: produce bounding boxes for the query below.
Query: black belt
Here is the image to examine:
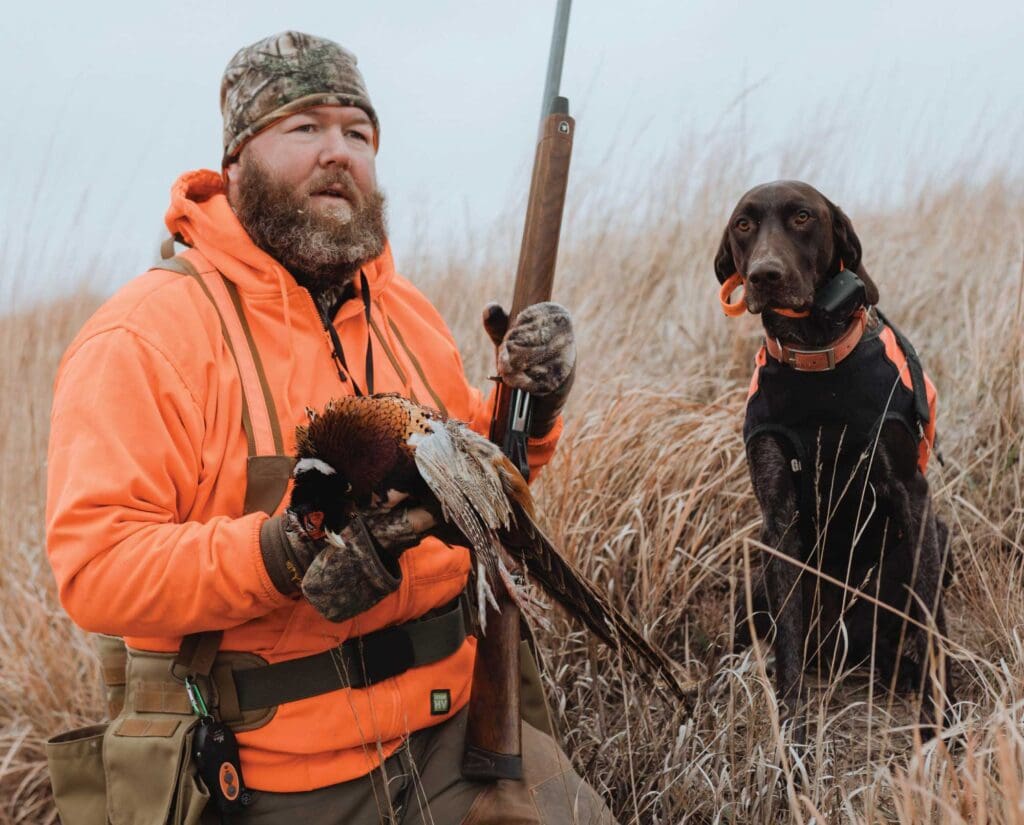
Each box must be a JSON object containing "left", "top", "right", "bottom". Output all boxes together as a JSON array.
[{"left": 229, "top": 598, "right": 467, "bottom": 711}]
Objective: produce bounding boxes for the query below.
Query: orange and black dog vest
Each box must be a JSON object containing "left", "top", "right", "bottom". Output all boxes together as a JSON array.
[{"left": 744, "top": 311, "right": 938, "bottom": 478}]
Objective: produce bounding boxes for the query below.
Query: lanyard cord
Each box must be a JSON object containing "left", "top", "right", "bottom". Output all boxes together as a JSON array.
[
  {"left": 316, "top": 271, "right": 375, "bottom": 397},
  {"left": 360, "top": 272, "right": 374, "bottom": 396}
]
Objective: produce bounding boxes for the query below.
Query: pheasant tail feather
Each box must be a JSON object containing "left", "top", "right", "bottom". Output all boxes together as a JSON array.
[{"left": 502, "top": 501, "right": 686, "bottom": 700}]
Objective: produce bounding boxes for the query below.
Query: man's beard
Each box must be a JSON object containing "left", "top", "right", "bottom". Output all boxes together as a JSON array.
[{"left": 230, "top": 159, "right": 387, "bottom": 294}]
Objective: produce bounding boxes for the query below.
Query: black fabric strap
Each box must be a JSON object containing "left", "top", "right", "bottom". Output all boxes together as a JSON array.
[
  {"left": 315, "top": 270, "right": 376, "bottom": 397},
  {"left": 318, "top": 301, "right": 361, "bottom": 396},
  {"left": 360, "top": 271, "right": 375, "bottom": 396},
  {"left": 231, "top": 599, "right": 466, "bottom": 711}
]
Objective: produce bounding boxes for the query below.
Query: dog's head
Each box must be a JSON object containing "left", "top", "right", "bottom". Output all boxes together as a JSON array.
[{"left": 714, "top": 180, "right": 879, "bottom": 315}]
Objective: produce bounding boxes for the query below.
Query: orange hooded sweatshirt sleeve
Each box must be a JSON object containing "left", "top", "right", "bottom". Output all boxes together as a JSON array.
[{"left": 45, "top": 170, "right": 563, "bottom": 792}]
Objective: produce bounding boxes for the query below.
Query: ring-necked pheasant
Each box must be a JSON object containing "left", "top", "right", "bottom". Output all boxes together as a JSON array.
[{"left": 290, "top": 393, "right": 685, "bottom": 699}]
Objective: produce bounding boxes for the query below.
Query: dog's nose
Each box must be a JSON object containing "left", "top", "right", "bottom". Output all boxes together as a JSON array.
[{"left": 747, "top": 266, "right": 782, "bottom": 288}]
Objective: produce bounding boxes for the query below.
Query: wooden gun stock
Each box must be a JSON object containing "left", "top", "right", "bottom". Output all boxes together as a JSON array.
[
  {"left": 461, "top": 580, "right": 523, "bottom": 780},
  {"left": 462, "top": 106, "right": 575, "bottom": 782}
]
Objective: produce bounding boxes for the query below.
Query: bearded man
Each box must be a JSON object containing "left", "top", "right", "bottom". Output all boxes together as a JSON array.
[{"left": 46, "top": 31, "right": 613, "bottom": 825}]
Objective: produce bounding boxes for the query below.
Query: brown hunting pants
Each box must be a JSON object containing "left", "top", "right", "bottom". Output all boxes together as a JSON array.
[{"left": 199, "top": 710, "right": 616, "bottom": 825}]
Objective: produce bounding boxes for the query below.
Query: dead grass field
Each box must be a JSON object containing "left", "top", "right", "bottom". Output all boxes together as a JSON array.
[{"left": 2, "top": 159, "right": 1022, "bottom": 823}]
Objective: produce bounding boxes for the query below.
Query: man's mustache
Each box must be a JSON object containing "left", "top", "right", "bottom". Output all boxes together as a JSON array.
[{"left": 305, "top": 170, "right": 361, "bottom": 204}]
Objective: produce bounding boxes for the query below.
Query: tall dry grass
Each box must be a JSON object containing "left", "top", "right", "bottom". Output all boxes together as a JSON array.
[{"left": 2, "top": 146, "right": 1022, "bottom": 823}]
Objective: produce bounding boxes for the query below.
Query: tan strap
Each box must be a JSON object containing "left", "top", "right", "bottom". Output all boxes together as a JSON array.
[
  {"left": 154, "top": 253, "right": 285, "bottom": 457},
  {"left": 160, "top": 236, "right": 177, "bottom": 260},
  {"left": 765, "top": 308, "right": 867, "bottom": 372},
  {"left": 146, "top": 249, "right": 294, "bottom": 685},
  {"left": 95, "top": 634, "right": 128, "bottom": 686},
  {"left": 223, "top": 279, "right": 286, "bottom": 452},
  {"left": 243, "top": 455, "right": 297, "bottom": 517},
  {"left": 387, "top": 316, "right": 448, "bottom": 416},
  {"left": 203, "top": 272, "right": 284, "bottom": 456},
  {"left": 172, "top": 629, "right": 224, "bottom": 679}
]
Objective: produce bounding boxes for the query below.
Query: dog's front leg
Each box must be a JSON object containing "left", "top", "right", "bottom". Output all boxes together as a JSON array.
[{"left": 748, "top": 436, "right": 807, "bottom": 743}]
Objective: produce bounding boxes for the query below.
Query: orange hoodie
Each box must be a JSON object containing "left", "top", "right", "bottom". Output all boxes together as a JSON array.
[{"left": 45, "top": 169, "right": 562, "bottom": 792}]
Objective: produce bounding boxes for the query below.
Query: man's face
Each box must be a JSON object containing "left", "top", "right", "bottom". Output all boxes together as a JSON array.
[{"left": 225, "top": 105, "right": 386, "bottom": 291}]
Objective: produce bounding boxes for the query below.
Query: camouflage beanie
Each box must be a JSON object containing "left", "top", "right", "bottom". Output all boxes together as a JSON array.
[{"left": 220, "top": 31, "right": 379, "bottom": 163}]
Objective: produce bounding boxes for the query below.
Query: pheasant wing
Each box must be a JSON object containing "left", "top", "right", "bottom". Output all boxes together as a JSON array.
[{"left": 411, "top": 418, "right": 513, "bottom": 622}]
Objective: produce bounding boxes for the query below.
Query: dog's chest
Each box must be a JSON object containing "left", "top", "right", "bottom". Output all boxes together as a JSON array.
[{"left": 744, "top": 329, "right": 919, "bottom": 467}]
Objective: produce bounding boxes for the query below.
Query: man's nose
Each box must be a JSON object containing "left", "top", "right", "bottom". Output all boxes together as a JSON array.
[{"left": 317, "top": 128, "right": 353, "bottom": 167}]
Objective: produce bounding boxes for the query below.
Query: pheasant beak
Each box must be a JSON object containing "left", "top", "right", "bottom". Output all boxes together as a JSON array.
[{"left": 299, "top": 510, "right": 326, "bottom": 541}]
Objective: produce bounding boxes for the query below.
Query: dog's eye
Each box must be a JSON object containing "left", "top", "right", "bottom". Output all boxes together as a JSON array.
[
  {"left": 793, "top": 210, "right": 811, "bottom": 225},
  {"left": 734, "top": 217, "right": 753, "bottom": 232}
]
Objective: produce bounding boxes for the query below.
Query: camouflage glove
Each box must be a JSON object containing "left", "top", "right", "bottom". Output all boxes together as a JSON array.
[
  {"left": 483, "top": 301, "right": 577, "bottom": 437},
  {"left": 260, "top": 506, "right": 436, "bottom": 621}
]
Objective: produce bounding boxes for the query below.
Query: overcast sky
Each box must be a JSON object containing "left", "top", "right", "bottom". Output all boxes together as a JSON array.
[{"left": 2, "top": 0, "right": 1022, "bottom": 303}]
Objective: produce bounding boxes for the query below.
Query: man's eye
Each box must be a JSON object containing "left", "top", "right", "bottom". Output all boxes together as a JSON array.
[
  {"left": 291, "top": 123, "right": 317, "bottom": 134},
  {"left": 735, "top": 217, "right": 752, "bottom": 232},
  {"left": 347, "top": 130, "right": 370, "bottom": 143}
]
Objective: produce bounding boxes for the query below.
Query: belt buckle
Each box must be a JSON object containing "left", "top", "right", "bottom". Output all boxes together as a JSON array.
[
  {"left": 788, "top": 346, "right": 836, "bottom": 371},
  {"left": 356, "top": 626, "right": 415, "bottom": 686}
]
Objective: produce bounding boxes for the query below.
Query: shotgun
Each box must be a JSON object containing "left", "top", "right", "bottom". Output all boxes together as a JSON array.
[{"left": 462, "top": 0, "right": 575, "bottom": 782}]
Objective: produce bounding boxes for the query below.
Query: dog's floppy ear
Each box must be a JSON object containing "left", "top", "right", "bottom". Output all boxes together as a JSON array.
[
  {"left": 828, "top": 201, "right": 861, "bottom": 272},
  {"left": 828, "top": 201, "right": 879, "bottom": 305},
  {"left": 713, "top": 227, "right": 735, "bottom": 284}
]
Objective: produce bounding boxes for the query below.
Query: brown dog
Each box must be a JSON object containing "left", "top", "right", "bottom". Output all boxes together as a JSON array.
[{"left": 716, "top": 181, "right": 955, "bottom": 740}]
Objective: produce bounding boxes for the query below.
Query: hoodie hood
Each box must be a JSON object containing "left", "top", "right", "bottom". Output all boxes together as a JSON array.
[{"left": 164, "top": 168, "right": 396, "bottom": 299}]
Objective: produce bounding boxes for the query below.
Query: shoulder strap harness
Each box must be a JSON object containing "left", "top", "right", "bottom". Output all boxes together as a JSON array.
[{"left": 157, "top": 251, "right": 294, "bottom": 682}]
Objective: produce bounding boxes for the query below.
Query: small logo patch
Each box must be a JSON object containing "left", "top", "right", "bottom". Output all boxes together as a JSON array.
[{"left": 430, "top": 689, "right": 451, "bottom": 716}]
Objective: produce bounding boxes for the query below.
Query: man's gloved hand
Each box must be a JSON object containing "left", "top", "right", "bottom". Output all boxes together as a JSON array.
[
  {"left": 482, "top": 301, "right": 576, "bottom": 437},
  {"left": 260, "top": 505, "right": 437, "bottom": 622}
]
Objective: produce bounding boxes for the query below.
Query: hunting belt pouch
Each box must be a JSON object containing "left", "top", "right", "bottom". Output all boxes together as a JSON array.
[
  {"left": 105, "top": 647, "right": 211, "bottom": 825},
  {"left": 46, "top": 646, "right": 211, "bottom": 825},
  {"left": 45, "top": 724, "right": 108, "bottom": 825},
  {"left": 43, "top": 634, "right": 132, "bottom": 825}
]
